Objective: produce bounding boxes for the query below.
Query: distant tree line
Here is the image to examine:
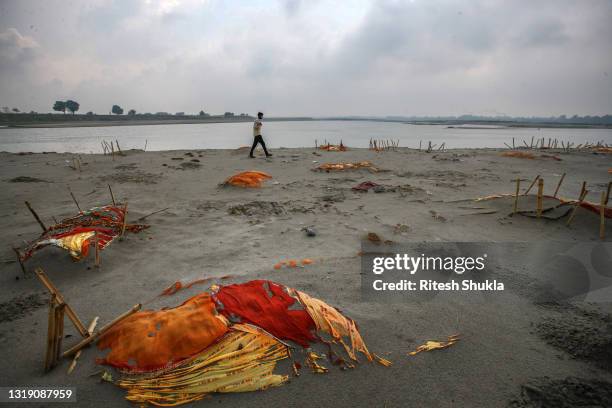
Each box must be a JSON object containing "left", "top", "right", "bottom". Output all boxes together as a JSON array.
[
  {"left": 388, "top": 114, "right": 612, "bottom": 125},
  {"left": 52, "top": 100, "right": 80, "bottom": 115}
]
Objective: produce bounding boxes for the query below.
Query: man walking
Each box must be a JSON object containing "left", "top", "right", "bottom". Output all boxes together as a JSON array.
[{"left": 249, "top": 112, "right": 272, "bottom": 158}]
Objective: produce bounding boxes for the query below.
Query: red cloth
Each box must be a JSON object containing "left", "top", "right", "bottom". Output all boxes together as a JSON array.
[{"left": 213, "top": 280, "right": 316, "bottom": 347}]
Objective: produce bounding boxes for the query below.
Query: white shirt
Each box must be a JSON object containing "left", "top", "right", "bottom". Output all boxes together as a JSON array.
[{"left": 253, "top": 119, "right": 262, "bottom": 137}]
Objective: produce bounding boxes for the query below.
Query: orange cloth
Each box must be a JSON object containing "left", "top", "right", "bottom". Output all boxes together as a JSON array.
[
  {"left": 97, "top": 293, "right": 229, "bottom": 373},
  {"left": 224, "top": 171, "right": 271, "bottom": 188}
]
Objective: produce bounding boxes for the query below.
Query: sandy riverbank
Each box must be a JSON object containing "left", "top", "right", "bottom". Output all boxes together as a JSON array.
[{"left": 0, "top": 147, "right": 611, "bottom": 407}]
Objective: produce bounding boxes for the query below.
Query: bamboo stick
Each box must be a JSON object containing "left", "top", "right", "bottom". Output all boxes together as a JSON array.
[
  {"left": 513, "top": 178, "right": 521, "bottom": 214},
  {"left": 94, "top": 231, "right": 100, "bottom": 268},
  {"left": 137, "top": 207, "right": 170, "bottom": 221},
  {"left": 108, "top": 184, "right": 116, "bottom": 206},
  {"left": 12, "top": 247, "right": 26, "bottom": 275},
  {"left": 600, "top": 191, "right": 606, "bottom": 240},
  {"left": 536, "top": 178, "right": 544, "bottom": 218},
  {"left": 34, "top": 268, "right": 88, "bottom": 337},
  {"left": 605, "top": 181, "right": 611, "bottom": 206},
  {"left": 553, "top": 173, "right": 566, "bottom": 198},
  {"left": 566, "top": 186, "right": 588, "bottom": 226},
  {"left": 44, "top": 294, "right": 57, "bottom": 371},
  {"left": 69, "top": 189, "right": 82, "bottom": 213},
  {"left": 25, "top": 201, "right": 47, "bottom": 232},
  {"left": 67, "top": 316, "right": 99, "bottom": 374},
  {"left": 524, "top": 175, "right": 540, "bottom": 195},
  {"left": 55, "top": 303, "right": 65, "bottom": 362},
  {"left": 62, "top": 304, "right": 142, "bottom": 358},
  {"left": 121, "top": 202, "right": 128, "bottom": 237}
]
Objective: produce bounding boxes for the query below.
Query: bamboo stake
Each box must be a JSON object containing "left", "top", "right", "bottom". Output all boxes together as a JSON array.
[
  {"left": 69, "top": 189, "right": 82, "bottom": 213},
  {"left": 94, "top": 231, "right": 100, "bottom": 268},
  {"left": 67, "top": 316, "right": 98, "bottom": 374},
  {"left": 524, "top": 175, "right": 540, "bottom": 195},
  {"left": 34, "top": 268, "right": 88, "bottom": 337},
  {"left": 605, "top": 181, "right": 611, "bottom": 206},
  {"left": 553, "top": 173, "right": 566, "bottom": 198},
  {"left": 536, "top": 178, "right": 544, "bottom": 218},
  {"left": 12, "top": 247, "right": 26, "bottom": 275},
  {"left": 137, "top": 207, "right": 170, "bottom": 221},
  {"left": 62, "top": 304, "right": 142, "bottom": 358},
  {"left": 55, "top": 303, "right": 65, "bottom": 362},
  {"left": 121, "top": 202, "right": 128, "bottom": 238},
  {"left": 566, "top": 185, "right": 588, "bottom": 226},
  {"left": 600, "top": 191, "right": 606, "bottom": 240},
  {"left": 25, "top": 201, "right": 47, "bottom": 232},
  {"left": 108, "top": 184, "right": 116, "bottom": 206},
  {"left": 513, "top": 178, "right": 521, "bottom": 214},
  {"left": 45, "top": 294, "right": 57, "bottom": 372}
]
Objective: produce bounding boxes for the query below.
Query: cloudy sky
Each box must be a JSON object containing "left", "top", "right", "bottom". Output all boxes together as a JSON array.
[{"left": 0, "top": 0, "right": 611, "bottom": 116}]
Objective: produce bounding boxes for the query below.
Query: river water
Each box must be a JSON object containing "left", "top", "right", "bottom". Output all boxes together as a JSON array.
[{"left": 0, "top": 120, "right": 610, "bottom": 153}]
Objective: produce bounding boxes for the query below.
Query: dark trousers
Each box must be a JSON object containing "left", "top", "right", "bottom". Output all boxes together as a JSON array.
[{"left": 249, "top": 135, "right": 270, "bottom": 156}]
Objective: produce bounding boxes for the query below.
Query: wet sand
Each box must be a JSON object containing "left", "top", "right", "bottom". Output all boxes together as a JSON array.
[{"left": 0, "top": 147, "right": 611, "bottom": 407}]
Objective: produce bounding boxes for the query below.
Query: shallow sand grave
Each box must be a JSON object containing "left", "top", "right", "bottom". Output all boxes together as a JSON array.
[{"left": 0, "top": 147, "right": 611, "bottom": 407}]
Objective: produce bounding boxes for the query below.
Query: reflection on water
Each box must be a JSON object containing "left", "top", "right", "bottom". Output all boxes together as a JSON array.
[{"left": 0, "top": 120, "right": 610, "bottom": 153}]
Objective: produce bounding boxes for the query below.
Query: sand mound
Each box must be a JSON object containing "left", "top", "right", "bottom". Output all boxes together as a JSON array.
[{"left": 509, "top": 377, "right": 612, "bottom": 408}]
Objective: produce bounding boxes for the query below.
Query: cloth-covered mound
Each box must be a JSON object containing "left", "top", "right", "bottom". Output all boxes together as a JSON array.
[
  {"left": 99, "top": 280, "right": 388, "bottom": 406},
  {"left": 314, "top": 161, "right": 381, "bottom": 172},
  {"left": 97, "top": 293, "right": 229, "bottom": 372},
  {"left": 19, "top": 205, "right": 148, "bottom": 262},
  {"left": 222, "top": 171, "right": 271, "bottom": 188}
]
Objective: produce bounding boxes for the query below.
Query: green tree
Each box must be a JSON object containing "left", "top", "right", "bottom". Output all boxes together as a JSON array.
[
  {"left": 65, "top": 100, "right": 79, "bottom": 115},
  {"left": 53, "top": 101, "right": 66, "bottom": 114},
  {"left": 128, "top": 109, "right": 136, "bottom": 116},
  {"left": 111, "top": 105, "right": 124, "bottom": 115}
]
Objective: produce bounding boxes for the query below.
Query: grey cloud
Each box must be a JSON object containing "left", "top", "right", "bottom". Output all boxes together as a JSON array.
[{"left": 0, "top": 0, "right": 610, "bottom": 116}]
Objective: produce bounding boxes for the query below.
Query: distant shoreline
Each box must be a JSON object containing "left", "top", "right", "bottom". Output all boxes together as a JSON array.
[{"left": 1, "top": 114, "right": 611, "bottom": 129}]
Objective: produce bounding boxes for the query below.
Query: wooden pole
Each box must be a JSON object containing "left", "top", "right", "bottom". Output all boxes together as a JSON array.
[
  {"left": 600, "top": 191, "right": 607, "bottom": 240},
  {"left": 553, "top": 173, "right": 566, "bottom": 198},
  {"left": 34, "top": 268, "right": 88, "bottom": 337},
  {"left": 579, "top": 181, "right": 587, "bottom": 197},
  {"left": 44, "top": 294, "right": 57, "bottom": 371},
  {"left": 69, "top": 189, "right": 82, "bottom": 213},
  {"left": 524, "top": 175, "right": 540, "bottom": 195},
  {"left": 67, "top": 316, "right": 98, "bottom": 374},
  {"left": 566, "top": 187, "right": 588, "bottom": 226},
  {"left": 513, "top": 178, "right": 521, "bottom": 214},
  {"left": 62, "top": 304, "right": 142, "bottom": 358},
  {"left": 605, "top": 181, "right": 612, "bottom": 206},
  {"left": 536, "top": 178, "right": 544, "bottom": 218},
  {"left": 25, "top": 201, "right": 47, "bottom": 232},
  {"left": 121, "top": 202, "right": 128, "bottom": 238},
  {"left": 137, "top": 207, "right": 170, "bottom": 221},
  {"left": 108, "top": 184, "right": 116, "bottom": 206},
  {"left": 94, "top": 231, "right": 100, "bottom": 268},
  {"left": 55, "top": 303, "right": 65, "bottom": 362},
  {"left": 12, "top": 247, "right": 26, "bottom": 275}
]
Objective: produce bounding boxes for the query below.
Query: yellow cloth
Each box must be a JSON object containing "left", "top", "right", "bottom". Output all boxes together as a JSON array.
[
  {"left": 49, "top": 231, "right": 95, "bottom": 259},
  {"left": 117, "top": 324, "right": 289, "bottom": 406}
]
